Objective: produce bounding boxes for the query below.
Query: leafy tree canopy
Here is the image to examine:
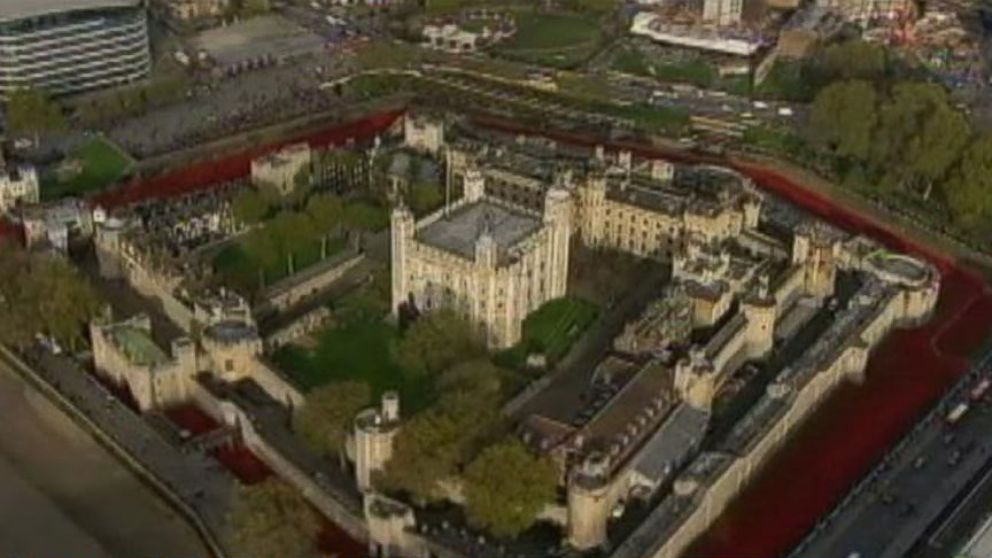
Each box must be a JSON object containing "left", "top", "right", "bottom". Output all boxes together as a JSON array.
[
  {"left": 376, "top": 360, "right": 507, "bottom": 503},
  {"left": 817, "top": 39, "right": 887, "bottom": 83},
  {"left": 0, "top": 243, "right": 99, "bottom": 350},
  {"left": 463, "top": 438, "right": 558, "bottom": 539},
  {"left": 305, "top": 194, "right": 345, "bottom": 233},
  {"left": 231, "top": 190, "right": 270, "bottom": 225},
  {"left": 944, "top": 135, "right": 992, "bottom": 228},
  {"left": 294, "top": 381, "right": 371, "bottom": 458},
  {"left": 4, "top": 87, "right": 66, "bottom": 138},
  {"left": 229, "top": 479, "right": 320, "bottom": 558},
  {"left": 393, "top": 309, "right": 485, "bottom": 376},
  {"left": 809, "top": 80, "right": 878, "bottom": 162}
]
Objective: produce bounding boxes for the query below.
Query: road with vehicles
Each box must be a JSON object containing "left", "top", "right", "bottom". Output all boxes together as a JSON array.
[{"left": 790, "top": 352, "right": 992, "bottom": 558}]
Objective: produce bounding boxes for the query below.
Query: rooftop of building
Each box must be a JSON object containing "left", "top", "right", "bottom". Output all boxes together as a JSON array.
[
  {"left": 605, "top": 165, "right": 755, "bottom": 216},
  {"left": 415, "top": 199, "right": 542, "bottom": 263},
  {"left": 106, "top": 323, "right": 170, "bottom": 368},
  {"left": 704, "top": 312, "right": 748, "bottom": 361},
  {"left": 519, "top": 414, "right": 576, "bottom": 454},
  {"left": 631, "top": 403, "right": 710, "bottom": 485},
  {"left": 866, "top": 251, "right": 933, "bottom": 286},
  {"left": 577, "top": 361, "right": 676, "bottom": 469},
  {"left": 630, "top": 11, "right": 767, "bottom": 56},
  {"left": 0, "top": 0, "right": 140, "bottom": 23},
  {"left": 192, "top": 15, "right": 323, "bottom": 67},
  {"left": 204, "top": 320, "right": 257, "bottom": 344}
]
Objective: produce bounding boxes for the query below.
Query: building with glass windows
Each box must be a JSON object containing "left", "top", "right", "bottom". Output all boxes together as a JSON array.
[{"left": 0, "top": 0, "right": 151, "bottom": 98}]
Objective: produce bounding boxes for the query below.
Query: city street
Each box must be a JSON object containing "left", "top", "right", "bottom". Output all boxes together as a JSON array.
[{"left": 791, "top": 357, "right": 992, "bottom": 558}]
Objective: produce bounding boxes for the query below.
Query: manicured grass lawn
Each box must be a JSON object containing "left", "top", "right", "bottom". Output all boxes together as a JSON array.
[
  {"left": 611, "top": 45, "right": 718, "bottom": 88},
  {"left": 273, "top": 319, "right": 434, "bottom": 412},
  {"left": 461, "top": 18, "right": 500, "bottom": 33},
  {"left": 504, "top": 12, "right": 599, "bottom": 50},
  {"left": 42, "top": 137, "right": 134, "bottom": 200},
  {"left": 498, "top": 297, "right": 598, "bottom": 368},
  {"left": 424, "top": 0, "right": 468, "bottom": 14},
  {"left": 494, "top": 12, "right": 602, "bottom": 68}
]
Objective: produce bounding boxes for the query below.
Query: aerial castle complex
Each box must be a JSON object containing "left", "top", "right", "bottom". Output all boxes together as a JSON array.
[
  {"left": 79, "top": 111, "right": 939, "bottom": 558},
  {"left": 373, "top": 113, "right": 939, "bottom": 557}
]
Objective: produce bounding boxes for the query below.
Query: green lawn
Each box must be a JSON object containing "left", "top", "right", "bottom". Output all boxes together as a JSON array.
[
  {"left": 424, "top": 0, "right": 469, "bottom": 15},
  {"left": 498, "top": 297, "right": 598, "bottom": 368},
  {"left": 611, "top": 45, "right": 718, "bottom": 88},
  {"left": 494, "top": 12, "right": 602, "bottom": 68},
  {"left": 42, "top": 137, "right": 133, "bottom": 200},
  {"left": 461, "top": 18, "right": 500, "bottom": 33},
  {"left": 273, "top": 319, "right": 434, "bottom": 412}
]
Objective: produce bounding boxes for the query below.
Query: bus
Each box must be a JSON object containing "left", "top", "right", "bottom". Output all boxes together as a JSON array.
[{"left": 946, "top": 402, "right": 970, "bottom": 425}]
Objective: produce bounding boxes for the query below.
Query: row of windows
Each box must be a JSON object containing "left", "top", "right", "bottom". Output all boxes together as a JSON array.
[
  {"left": 1, "top": 62, "right": 149, "bottom": 96},
  {"left": 412, "top": 273, "right": 549, "bottom": 315},
  {"left": 1, "top": 22, "right": 146, "bottom": 59},
  {"left": 1, "top": 52, "right": 149, "bottom": 87},
  {"left": 0, "top": 17, "right": 145, "bottom": 51},
  {"left": 0, "top": 7, "right": 142, "bottom": 36},
  {"left": 1, "top": 36, "right": 148, "bottom": 76}
]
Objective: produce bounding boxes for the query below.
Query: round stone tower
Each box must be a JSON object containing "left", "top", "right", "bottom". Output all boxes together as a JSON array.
[
  {"left": 354, "top": 391, "right": 402, "bottom": 492},
  {"left": 567, "top": 452, "right": 614, "bottom": 551}
]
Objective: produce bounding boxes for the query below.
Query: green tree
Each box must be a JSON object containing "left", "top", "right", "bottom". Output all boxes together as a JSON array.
[
  {"left": 437, "top": 359, "right": 505, "bottom": 401},
  {"left": 869, "top": 82, "right": 968, "bottom": 192},
  {"left": 394, "top": 309, "right": 485, "bottom": 376},
  {"left": 239, "top": 0, "right": 271, "bottom": 17},
  {"left": 377, "top": 360, "right": 505, "bottom": 503},
  {"left": 232, "top": 190, "right": 270, "bottom": 225},
  {"left": 242, "top": 227, "right": 280, "bottom": 284},
  {"left": 341, "top": 200, "right": 389, "bottom": 232},
  {"left": 818, "top": 40, "right": 886, "bottom": 83},
  {"left": 0, "top": 243, "right": 99, "bottom": 350},
  {"left": 463, "top": 438, "right": 558, "bottom": 539},
  {"left": 944, "top": 136, "right": 992, "bottom": 229},
  {"left": 32, "top": 257, "right": 100, "bottom": 350},
  {"left": 376, "top": 409, "right": 465, "bottom": 503},
  {"left": 228, "top": 480, "right": 320, "bottom": 558},
  {"left": 809, "top": 80, "right": 878, "bottom": 162},
  {"left": 270, "top": 211, "right": 317, "bottom": 274},
  {"left": 4, "top": 87, "right": 66, "bottom": 139},
  {"left": 409, "top": 182, "right": 444, "bottom": 216},
  {"left": 305, "top": 194, "right": 344, "bottom": 233},
  {"left": 0, "top": 243, "right": 43, "bottom": 349},
  {"left": 294, "top": 381, "right": 371, "bottom": 462}
]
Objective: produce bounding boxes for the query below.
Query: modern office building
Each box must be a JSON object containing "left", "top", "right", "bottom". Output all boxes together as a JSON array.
[{"left": 0, "top": 0, "right": 151, "bottom": 98}]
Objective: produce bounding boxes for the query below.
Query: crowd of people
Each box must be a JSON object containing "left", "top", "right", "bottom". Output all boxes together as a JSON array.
[{"left": 107, "top": 57, "right": 352, "bottom": 159}]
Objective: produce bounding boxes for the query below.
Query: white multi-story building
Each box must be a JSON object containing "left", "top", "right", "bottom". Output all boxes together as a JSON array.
[
  {"left": 703, "top": 0, "right": 744, "bottom": 26},
  {"left": 157, "top": 0, "right": 229, "bottom": 21},
  {"left": 0, "top": 0, "right": 151, "bottom": 98},
  {"left": 391, "top": 169, "right": 572, "bottom": 349},
  {"left": 250, "top": 143, "right": 312, "bottom": 196},
  {"left": 0, "top": 163, "right": 39, "bottom": 213}
]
